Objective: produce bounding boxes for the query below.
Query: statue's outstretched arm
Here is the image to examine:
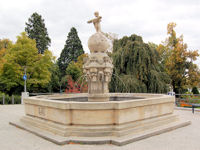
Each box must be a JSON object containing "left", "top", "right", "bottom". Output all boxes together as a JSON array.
[{"left": 87, "top": 19, "right": 93, "bottom": 23}]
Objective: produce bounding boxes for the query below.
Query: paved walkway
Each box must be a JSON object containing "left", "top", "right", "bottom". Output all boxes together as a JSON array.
[{"left": 0, "top": 105, "right": 200, "bottom": 150}]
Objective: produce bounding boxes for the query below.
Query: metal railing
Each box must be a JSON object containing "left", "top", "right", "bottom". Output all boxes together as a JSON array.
[
  {"left": 175, "top": 94, "right": 200, "bottom": 107},
  {"left": 0, "top": 95, "right": 21, "bottom": 105}
]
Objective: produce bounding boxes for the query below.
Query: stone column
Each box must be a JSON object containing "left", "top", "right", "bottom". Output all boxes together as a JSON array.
[{"left": 21, "top": 92, "right": 29, "bottom": 104}]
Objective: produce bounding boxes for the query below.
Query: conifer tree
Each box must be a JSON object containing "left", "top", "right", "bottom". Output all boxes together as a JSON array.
[
  {"left": 58, "top": 27, "right": 84, "bottom": 77},
  {"left": 192, "top": 87, "right": 199, "bottom": 94},
  {"left": 109, "top": 34, "right": 170, "bottom": 93},
  {"left": 25, "top": 12, "right": 51, "bottom": 54}
]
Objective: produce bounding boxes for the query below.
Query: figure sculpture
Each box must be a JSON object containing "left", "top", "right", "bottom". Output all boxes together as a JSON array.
[
  {"left": 87, "top": 11, "right": 102, "bottom": 32},
  {"left": 87, "top": 11, "right": 118, "bottom": 53}
]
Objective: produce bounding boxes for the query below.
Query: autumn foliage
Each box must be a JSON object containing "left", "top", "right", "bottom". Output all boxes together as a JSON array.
[
  {"left": 65, "top": 76, "right": 88, "bottom": 93},
  {"left": 157, "top": 22, "right": 200, "bottom": 93},
  {"left": 0, "top": 33, "right": 54, "bottom": 95}
]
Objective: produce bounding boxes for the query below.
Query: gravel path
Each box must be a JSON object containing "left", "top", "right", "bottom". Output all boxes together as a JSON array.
[{"left": 0, "top": 105, "right": 200, "bottom": 150}]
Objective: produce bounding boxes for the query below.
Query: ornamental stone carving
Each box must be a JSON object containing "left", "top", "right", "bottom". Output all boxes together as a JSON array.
[{"left": 83, "top": 12, "right": 113, "bottom": 102}]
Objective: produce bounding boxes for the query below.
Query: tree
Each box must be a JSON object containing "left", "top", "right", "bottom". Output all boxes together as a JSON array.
[
  {"left": 157, "top": 23, "right": 200, "bottom": 93},
  {"left": 0, "top": 39, "right": 12, "bottom": 91},
  {"left": 58, "top": 27, "right": 84, "bottom": 77},
  {"left": 192, "top": 87, "right": 199, "bottom": 94},
  {"left": 0, "top": 39, "right": 12, "bottom": 71},
  {"left": 47, "top": 62, "right": 61, "bottom": 93},
  {"left": 66, "top": 61, "right": 82, "bottom": 82},
  {"left": 0, "top": 39, "right": 12, "bottom": 49},
  {"left": 66, "top": 53, "right": 88, "bottom": 80},
  {"left": 0, "top": 32, "right": 53, "bottom": 95},
  {"left": 109, "top": 34, "right": 170, "bottom": 93},
  {"left": 63, "top": 54, "right": 88, "bottom": 93},
  {"left": 25, "top": 12, "right": 51, "bottom": 54},
  {"left": 65, "top": 76, "right": 81, "bottom": 93},
  {"left": 74, "top": 53, "right": 88, "bottom": 73},
  {"left": 0, "top": 48, "right": 6, "bottom": 71}
]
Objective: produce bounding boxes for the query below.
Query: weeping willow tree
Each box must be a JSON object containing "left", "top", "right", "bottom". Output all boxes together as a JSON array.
[{"left": 109, "top": 34, "right": 170, "bottom": 93}]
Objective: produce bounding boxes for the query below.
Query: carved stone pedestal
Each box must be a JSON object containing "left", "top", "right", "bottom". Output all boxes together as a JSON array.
[{"left": 83, "top": 32, "right": 113, "bottom": 102}]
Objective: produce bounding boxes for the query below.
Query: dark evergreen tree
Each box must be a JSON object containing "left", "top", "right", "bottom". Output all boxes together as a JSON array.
[
  {"left": 58, "top": 27, "right": 84, "bottom": 77},
  {"left": 192, "top": 87, "right": 199, "bottom": 94},
  {"left": 25, "top": 12, "right": 51, "bottom": 54},
  {"left": 109, "top": 34, "right": 170, "bottom": 93},
  {"left": 47, "top": 63, "right": 61, "bottom": 93}
]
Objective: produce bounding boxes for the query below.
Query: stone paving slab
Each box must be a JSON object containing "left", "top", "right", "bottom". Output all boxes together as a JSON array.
[{"left": 1, "top": 105, "right": 200, "bottom": 150}]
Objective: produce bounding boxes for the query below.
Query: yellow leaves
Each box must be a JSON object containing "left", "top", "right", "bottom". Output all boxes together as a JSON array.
[
  {"left": 167, "top": 22, "right": 176, "bottom": 35},
  {"left": 0, "top": 39, "right": 12, "bottom": 49},
  {"left": 0, "top": 39, "right": 12, "bottom": 74},
  {"left": 157, "top": 44, "right": 165, "bottom": 55},
  {"left": 161, "top": 22, "right": 200, "bottom": 91},
  {"left": 0, "top": 48, "right": 6, "bottom": 58},
  {"left": 187, "top": 64, "right": 200, "bottom": 87},
  {"left": 0, "top": 32, "right": 54, "bottom": 92},
  {"left": 0, "top": 48, "right": 6, "bottom": 72},
  {"left": 187, "top": 50, "right": 199, "bottom": 61},
  {"left": 75, "top": 53, "right": 88, "bottom": 70}
]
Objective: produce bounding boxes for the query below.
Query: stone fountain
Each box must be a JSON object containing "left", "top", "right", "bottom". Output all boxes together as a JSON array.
[
  {"left": 84, "top": 11, "right": 113, "bottom": 102},
  {"left": 10, "top": 12, "right": 190, "bottom": 146}
]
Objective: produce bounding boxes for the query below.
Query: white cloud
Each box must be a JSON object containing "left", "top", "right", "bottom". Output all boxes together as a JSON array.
[{"left": 0, "top": 0, "right": 200, "bottom": 65}]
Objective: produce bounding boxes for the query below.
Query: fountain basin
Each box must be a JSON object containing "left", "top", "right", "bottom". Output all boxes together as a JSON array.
[
  {"left": 10, "top": 93, "right": 191, "bottom": 145},
  {"left": 22, "top": 93, "right": 174, "bottom": 127},
  {"left": 9, "top": 93, "right": 190, "bottom": 145}
]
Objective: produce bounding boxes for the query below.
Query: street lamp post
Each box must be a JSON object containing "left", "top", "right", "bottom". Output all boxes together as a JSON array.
[
  {"left": 21, "top": 66, "right": 28, "bottom": 104},
  {"left": 23, "top": 67, "right": 27, "bottom": 92}
]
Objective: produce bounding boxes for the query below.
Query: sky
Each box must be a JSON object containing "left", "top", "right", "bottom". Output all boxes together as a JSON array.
[{"left": 0, "top": 0, "right": 200, "bottom": 63}]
